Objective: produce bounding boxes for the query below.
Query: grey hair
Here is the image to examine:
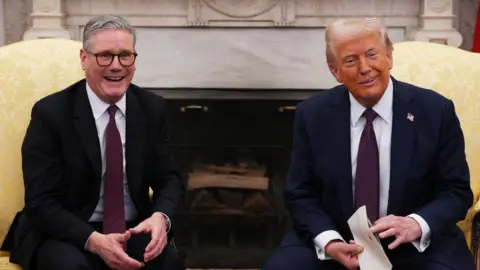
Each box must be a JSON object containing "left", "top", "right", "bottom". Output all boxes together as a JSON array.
[
  {"left": 325, "top": 17, "right": 392, "bottom": 65},
  {"left": 82, "top": 15, "right": 136, "bottom": 51}
]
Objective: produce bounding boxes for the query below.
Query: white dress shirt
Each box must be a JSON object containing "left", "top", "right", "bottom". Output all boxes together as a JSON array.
[
  {"left": 83, "top": 83, "right": 171, "bottom": 249},
  {"left": 86, "top": 83, "right": 138, "bottom": 222},
  {"left": 313, "top": 78, "right": 432, "bottom": 260}
]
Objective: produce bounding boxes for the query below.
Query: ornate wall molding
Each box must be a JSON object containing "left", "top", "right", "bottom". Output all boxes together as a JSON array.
[
  {"left": 61, "top": 0, "right": 463, "bottom": 47},
  {"left": 201, "top": 0, "right": 282, "bottom": 18},
  {"left": 14, "top": 0, "right": 465, "bottom": 50},
  {"left": 33, "top": 0, "right": 59, "bottom": 13},
  {"left": 427, "top": 0, "right": 452, "bottom": 14},
  {"left": 64, "top": 0, "right": 419, "bottom": 28},
  {"left": 187, "top": 0, "right": 294, "bottom": 27}
]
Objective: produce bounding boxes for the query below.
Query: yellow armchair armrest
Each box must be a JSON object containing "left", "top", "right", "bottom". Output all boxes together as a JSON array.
[
  {"left": 472, "top": 196, "right": 480, "bottom": 214},
  {"left": 461, "top": 195, "right": 480, "bottom": 248}
]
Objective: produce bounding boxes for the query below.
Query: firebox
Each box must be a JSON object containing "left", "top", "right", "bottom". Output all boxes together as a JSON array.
[{"left": 163, "top": 97, "right": 303, "bottom": 269}]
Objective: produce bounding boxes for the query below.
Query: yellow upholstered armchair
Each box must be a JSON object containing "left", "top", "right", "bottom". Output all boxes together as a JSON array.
[
  {"left": 0, "top": 39, "right": 84, "bottom": 270},
  {"left": 391, "top": 41, "right": 480, "bottom": 268}
]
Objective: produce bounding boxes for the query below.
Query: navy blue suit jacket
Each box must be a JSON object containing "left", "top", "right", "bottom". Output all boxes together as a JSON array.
[{"left": 282, "top": 77, "right": 474, "bottom": 268}]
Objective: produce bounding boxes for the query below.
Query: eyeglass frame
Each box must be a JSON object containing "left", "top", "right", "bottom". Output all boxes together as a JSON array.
[{"left": 86, "top": 50, "right": 138, "bottom": 67}]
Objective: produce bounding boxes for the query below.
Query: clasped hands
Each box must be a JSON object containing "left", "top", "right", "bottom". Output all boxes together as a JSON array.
[
  {"left": 325, "top": 215, "right": 422, "bottom": 270},
  {"left": 87, "top": 213, "right": 168, "bottom": 270}
]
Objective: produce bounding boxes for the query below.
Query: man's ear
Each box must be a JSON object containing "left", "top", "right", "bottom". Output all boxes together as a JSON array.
[
  {"left": 387, "top": 47, "right": 393, "bottom": 70},
  {"left": 80, "top": 48, "right": 87, "bottom": 70},
  {"left": 328, "top": 63, "right": 343, "bottom": 83},
  {"left": 386, "top": 54, "right": 393, "bottom": 70}
]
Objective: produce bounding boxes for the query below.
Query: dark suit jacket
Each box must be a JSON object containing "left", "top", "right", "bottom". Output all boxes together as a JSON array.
[
  {"left": 0, "top": 79, "right": 185, "bottom": 270},
  {"left": 282, "top": 77, "right": 474, "bottom": 268}
]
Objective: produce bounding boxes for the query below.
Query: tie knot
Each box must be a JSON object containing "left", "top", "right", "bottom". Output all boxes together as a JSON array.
[
  {"left": 107, "top": 105, "right": 117, "bottom": 118},
  {"left": 363, "top": 108, "right": 377, "bottom": 124}
]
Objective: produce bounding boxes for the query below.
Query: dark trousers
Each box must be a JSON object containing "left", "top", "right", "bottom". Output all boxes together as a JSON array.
[
  {"left": 262, "top": 245, "right": 467, "bottom": 270},
  {"left": 32, "top": 222, "right": 184, "bottom": 270}
]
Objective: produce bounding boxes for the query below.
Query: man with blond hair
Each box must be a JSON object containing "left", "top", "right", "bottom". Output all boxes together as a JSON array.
[{"left": 263, "top": 18, "right": 474, "bottom": 270}]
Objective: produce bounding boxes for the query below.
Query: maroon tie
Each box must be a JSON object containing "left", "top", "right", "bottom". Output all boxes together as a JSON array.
[
  {"left": 103, "top": 105, "right": 126, "bottom": 235},
  {"left": 354, "top": 108, "right": 380, "bottom": 221}
]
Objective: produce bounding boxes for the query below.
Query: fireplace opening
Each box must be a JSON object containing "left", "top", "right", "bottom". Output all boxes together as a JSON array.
[{"left": 165, "top": 98, "right": 300, "bottom": 268}]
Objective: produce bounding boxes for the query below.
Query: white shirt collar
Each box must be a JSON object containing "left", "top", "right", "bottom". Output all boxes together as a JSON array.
[
  {"left": 349, "top": 77, "right": 393, "bottom": 127},
  {"left": 86, "top": 82, "right": 126, "bottom": 120}
]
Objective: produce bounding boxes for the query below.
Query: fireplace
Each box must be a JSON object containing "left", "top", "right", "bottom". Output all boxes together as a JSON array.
[{"left": 164, "top": 97, "right": 303, "bottom": 268}]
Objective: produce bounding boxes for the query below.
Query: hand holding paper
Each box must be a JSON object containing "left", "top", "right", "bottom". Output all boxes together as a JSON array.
[
  {"left": 324, "top": 240, "right": 362, "bottom": 269},
  {"left": 347, "top": 206, "right": 392, "bottom": 270}
]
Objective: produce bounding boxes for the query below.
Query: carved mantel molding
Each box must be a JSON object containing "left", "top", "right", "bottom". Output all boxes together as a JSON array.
[
  {"left": 21, "top": 0, "right": 465, "bottom": 92},
  {"left": 411, "top": 0, "right": 463, "bottom": 47},
  {"left": 187, "top": 0, "right": 295, "bottom": 27},
  {"left": 23, "top": 0, "right": 70, "bottom": 40},
  {"left": 63, "top": 0, "right": 420, "bottom": 29},
  {"left": 25, "top": 0, "right": 463, "bottom": 48}
]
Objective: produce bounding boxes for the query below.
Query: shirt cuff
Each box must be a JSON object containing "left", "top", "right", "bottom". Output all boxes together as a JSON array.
[
  {"left": 408, "top": 214, "right": 431, "bottom": 252},
  {"left": 313, "top": 230, "right": 345, "bottom": 260},
  {"left": 156, "top": 212, "right": 171, "bottom": 233},
  {"left": 84, "top": 232, "right": 94, "bottom": 250}
]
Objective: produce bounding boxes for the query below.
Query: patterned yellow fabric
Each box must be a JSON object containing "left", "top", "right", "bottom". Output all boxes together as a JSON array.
[
  {"left": 0, "top": 257, "right": 21, "bottom": 270},
  {"left": 391, "top": 41, "right": 480, "bottom": 247},
  {"left": 0, "top": 39, "right": 84, "bottom": 268}
]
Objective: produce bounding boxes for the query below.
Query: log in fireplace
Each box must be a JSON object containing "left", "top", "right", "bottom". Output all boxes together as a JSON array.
[{"left": 164, "top": 98, "right": 301, "bottom": 269}]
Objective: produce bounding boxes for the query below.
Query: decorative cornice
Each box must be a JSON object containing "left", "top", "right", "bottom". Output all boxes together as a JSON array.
[
  {"left": 33, "top": 0, "right": 59, "bottom": 13},
  {"left": 202, "top": 0, "right": 281, "bottom": 18},
  {"left": 427, "top": 0, "right": 452, "bottom": 13}
]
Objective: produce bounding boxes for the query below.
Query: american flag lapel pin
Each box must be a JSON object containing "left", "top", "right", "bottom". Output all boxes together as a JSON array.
[{"left": 407, "top": 113, "right": 414, "bottom": 122}]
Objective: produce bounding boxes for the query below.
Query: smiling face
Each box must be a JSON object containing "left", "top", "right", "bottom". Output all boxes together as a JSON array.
[
  {"left": 328, "top": 32, "right": 392, "bottom": 108},
  {"left": 80, "top": 29, "right": 136, "bottom": 104}
]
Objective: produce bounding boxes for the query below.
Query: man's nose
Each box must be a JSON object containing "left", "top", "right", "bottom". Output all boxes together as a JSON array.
[
  {"left": 359, "top": 58, "right": 371, "bottom": 75},
  {"left": 109, "top": 56, "right": 122, "bottom": 70}
]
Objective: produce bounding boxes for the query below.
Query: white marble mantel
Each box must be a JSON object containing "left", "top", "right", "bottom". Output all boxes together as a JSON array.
[{"left": 22, "top": 0, "right": 462, "bottom": 94}]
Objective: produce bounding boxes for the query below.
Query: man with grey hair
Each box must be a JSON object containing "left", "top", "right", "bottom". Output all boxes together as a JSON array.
[
  {"left": 263, "top": 18, "right": 474, "bottom": 269},
  {"left": 2, "top": 15, "right": 185, "bottom": 270}
]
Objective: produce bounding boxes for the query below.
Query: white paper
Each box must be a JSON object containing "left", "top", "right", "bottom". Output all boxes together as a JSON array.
[{"left": 347, "top": 206, "right": 392, "bottom": 270}]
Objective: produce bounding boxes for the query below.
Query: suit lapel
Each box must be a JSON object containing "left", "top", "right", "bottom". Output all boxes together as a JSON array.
[
  {"left": 125, "top": 89, "right": 147, "bottom": 198},
  {"left": 73, "top": 80, "right": 102, "bottom": 182},
  {"left": 388, "top": 78, "right": 416, "bottom": 214},
  {"left": 329, "top": 87, "right": 354, "bottom": 218}
]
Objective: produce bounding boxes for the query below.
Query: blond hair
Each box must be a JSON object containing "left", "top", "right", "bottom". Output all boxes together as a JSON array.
[{"left": 325, "top": 18, "right": 392, "bottom": 65}]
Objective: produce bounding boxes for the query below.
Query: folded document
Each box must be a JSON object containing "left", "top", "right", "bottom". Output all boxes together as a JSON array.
[{"left": 347, "top": 206, "right": 392, "bottom": 270}]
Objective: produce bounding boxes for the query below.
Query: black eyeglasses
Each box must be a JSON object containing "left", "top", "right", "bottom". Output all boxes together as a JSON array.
[{"left": 87, "top": 51, "right": 138, "bottom": 67}]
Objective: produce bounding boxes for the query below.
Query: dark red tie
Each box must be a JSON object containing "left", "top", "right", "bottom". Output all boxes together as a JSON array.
[
  {"left": 103, "top": 105, "right": 126, "bottom": 235},
  {"left": 354, "top": 108, "right": 380, "bottom": 221}
]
